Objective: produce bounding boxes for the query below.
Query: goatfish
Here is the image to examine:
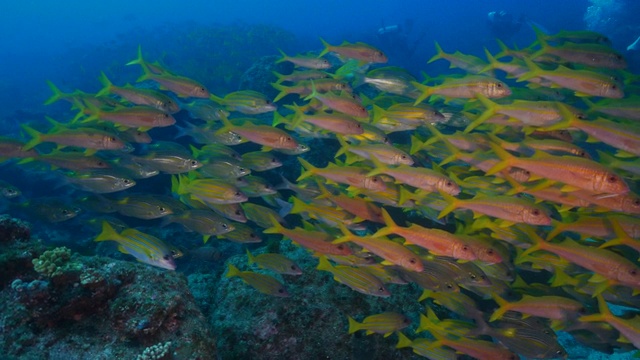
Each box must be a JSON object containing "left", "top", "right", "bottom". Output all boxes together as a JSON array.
[
  {"left": 347, "top": 312, "right": 410, "bottom": 337},
  {"left": 127, "top": 46, "right": 210, "bottom": 98},
  {"left": 96, "top": 72, "right": 180, "bottom": 113},
  {"left": 319, "top": 38, "right": 387, "bottom": 64},
  {"left": 411, "top": 75, "right": 511, "bottom": 105},
  {"left": 298, "top": 157, "right": 386, "bottom": 191},
  {"left": 21, "top": 120, "right": 130, "bottom": 152},
  {"left": 226, "top": 264, "right": 289, "bottom": 297},
  {"left": 161, "top": 209, "right": 234, "bottom": 243},
  {"left": 303, "top": 81, "right": 369, "bottom": 118},
  {"left": 210, "top": 90, "right": 276, "bottom": 115},
  {"left": 264, "top": 215, "right": 353, "bottom": 256},
  {"left": 217, "top": 116, "right": 298, "bottom": 150},
  {"left": 276, "top": 49, "right": 331, "bottom": 69},
  {"left": 94, "top": 221, "right": 176, "bottom": 270}
]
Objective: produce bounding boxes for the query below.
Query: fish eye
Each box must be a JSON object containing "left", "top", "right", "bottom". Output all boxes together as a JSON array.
[
  {"left": 235, "top": 210, "right": 241, "bottom": 215},
  {"left": 249, "top": 233, "right": 257, "bottom": 238},
  {"left": 123, "top": 179, "right": 131, "bottom": 184},
  {"left": 61, "top": 209, "right": 69, "bottom": 215},
  {"left": 446, "top": 181, "right": 452, "bottom": 187},
  {"left": 278, "top": 288, "right": 285, "bottom": 293},
  {"left": 409, "top": 258, "right": 417, "bottom": 264},
  {"left": 401, "top": 155, "right": 406, "bottom": 159},
  {"left": 378, "top": 287, "right": 385, "bottom": 292},
  {"left": 234, "top": 192, "right": 241, "bottom": 196},
  {"left": 462, "top": 246, "right": 469, "bottom": 251},
  {"left": 556, "top": 350, "right": 565, "bottom": 356},
  {"left": 630, "top": 269, "right": 638, "bottom": 276},
  {"left": 291, "top": 265, "right": 296, "bottom": 270},
  {"left": 470, "top": 273, "right": 477, "bottom": 279},
  {"left": 239, "top": 167, "right": 246, "bottom": 172},
  {"left": 271, "top": 158, "right": 277, "bottom": 162},
  {"left": 532, "top": 209, "right": 540, "bottom": 216},
  {"left": 199, "top": 87, "right": 205, "bottom": 92},
  {"left": 633, "top": 199, "right": 640, "bottom": 206},
  {"left": 222, "top": 223, "right": 228, "bottom": 229},
  {"left": 446, "top": 283, "right": 453, "bottom": 289},
  {"left": 612, "top": 84, "right": 617, "bottom": 90},
  {"left": 163, "top": 255, "right": 171, "bottom": 260},
  {"left": 159, "top": 206, "right": 166, "bottom": 212},
  {"left": 337, "top": 245, "right": 345, "bottom": 250},
  {"left": 97, "top": 161, "right": 106, "bottom": 166},
  {"left": 286, "top": 137, "right": 292, "bottom": 141},
  {"left": 607, "top": 176, "right": 618, "bottom": 183},
  {"left": 163, "top": 114, "right": 169, "bottom": 118},
  {"left": 496, "top": 83, "right": 503, "bottom": 87},
  {"left": 190, "top": 160, "right": 198, "bottom": 166},
  {"left": 109, "top": 137, "right": 117, "bottom": 141}
]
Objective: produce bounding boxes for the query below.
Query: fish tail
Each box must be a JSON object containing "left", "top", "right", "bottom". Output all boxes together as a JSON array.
[
  {"left": 488, "top": 293, "right": 510, "bottom": 322},
  {"left": 43, "top": 80, "right": 67, "bottom": 105},
  {"left": 530, "top": 26, "right": 549, "bottom": 60},
  {"left": 126, "top": 45, "right": 146, "bottom": 66},
  {"left": 464, "top": 93, "right": 498, "bottom": 133},
  {"left": 409, "top": 135, "right": 425, "bottom": 155},
  {"left": 373, "top": 208, "right": 397, "bottom": 237},
  {"left": 395, "top": 332, "right": 413, "bottom": 349},
  {"left": 296, "top": 157, "right": 317, "bottom": 181},
  {"left": 485, "top": 143, "right": 516, "bottom": 176},
  {"left": 226, "top": 263, "right": 241, "bottom": 278},
  {"left": 515, "top": 226, "right": 545, "bottom": 260},
  {"left": 582, "top": 98, "right": 597, "bottom": 113},
  {"left": 318, "top": 38, "right": 332, "bottom": 58},
  {"left": 215, "top": 113, "right": 234, "bottom": 135},
  {"left": 427, "top": 42, "right": 445, "bottom": 64},
  {"left": 316, "top": 255, "right": 333, "bottom": 272},
  {"left": 417, "top": 289, "right": 433, "bottom": 302},
  {"left": 96, "top": 71, "right": 113, "bottom": 97},
  {"left": 334, "top": 136, "right": 351, "bottom": 158},
  {"left": 410, "top": 81, "right": 433, "bottom": 105},
  {"left": 272, "top": 71, "right": 285, "bottom": 84},
  {"left": 272, "top": 111, "right": 292, "bottom": 128},
  {"left": 263, "top": 214, "right": 286, "bottom": 234},
  {"left": 20, "top": 124, "right": 44, "bottom": 151},
  {"left": 437, "top": 192, "right": 460, "bottom": 219},
  {"left": 302, "top": 80, "right": 318, "bottom": 101},
  {"left": 543, "top": 103, "right": 576, "bottom": 131},
  {"left": 494, "top": 39, "right": 511, "bottom": 59},
  {"left": 275, "top": 49, "right": 289, "bottom": 64},
  {"left": 517, "top": 57, "right": 544, "bottom": 82},
  {"left": 366, "top": 155, "right": 387, "bottom": 177},
  {"left": 347, "top": 316, "right": 361, "bottom": 334},
  {"left": 416, "top": 313, "right": 433, "bottom": 333},
  {"left": 480, "top": 48, "right": 498, "bottom": 74},
  {"left": 370, "top": 104, "right": 386, "bottom": 125},
  {"left": 271, "top": 83, "right": 291, "bottom": 103},
  {"left": 246, "top": 248, "right": 256, "bottom": 265},
  {"left": 580, "top": 294, "right": 610, "bottom": 322},
  {"left": 94, "top": 221, "right": 121, "bottom": 243}
]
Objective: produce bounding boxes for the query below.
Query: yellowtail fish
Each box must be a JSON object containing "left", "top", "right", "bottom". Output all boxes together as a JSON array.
[
  {"left": 316, "top": 183, "right": 384, "bottom": 224},
  {"left": 94, "top": 222, "right": 176, "bottom": 270},
  {"left": 419, "top": 289, "right": 483, "bottom": 320},
  {"left": 316, "top": 256, "right": 390, "bottom": 297},
  {"left": 246, "top": 249, "right": 302, "bottom": 275},
  {"left": 97, "top": 72, "right": 180, "bottom": 113},
  {"left": 367, "top": 158, "right": 460, "bottom": 195},
  {"left": 584, "top": 96, "right": 640, "bottom": 121},
  {"left": 225, "top": 264, "right": 289, "bottom": 297},
  {"left": 78, "top": 103, "right": 176, "bottom": 129},
  {"left": 210, "top": 90, "right": 276, "bottom": 114},
  {"left": 372, "top": 103, "right": 445, "bottom": 129},
  {"left": 240, "top": 202, "right": 283, "bottom": 228},
  {"left": 273, "top": 69, "right": 330, "bottom": 84},
  {"left": 23, "top": 150, "right": 110, "bottom": 171},
  {"left": 21, "top": 121, "right": 129, "bottom": 152},
  {"left": 319, "top": 38, "right": 387, "bottom": 64},
  {"left": 517, "top": 57, "right": 623, "bottom": 98},
  {"left": 532, "top": 28, "right": 626, "bottom": 69},
  {"left": 172, "top": 174, "right": 247, "bottom": 205},
  {"left": 347, "top": 312, "right": 410, "bottom": 336},
  {"left": 298, "top": 158, "right": 385, "bottom": 191},
  {"left": 438, "top": 193, "right": 552, "bottom": 226},
  {"left": 411, "top": 75, "right": 511, "bottom": 105},
  {"left": 353, "top": 66, "right": 418, "bottom": 96},
  {"left": 127, "top": 46, "right": 209, "bottom": 98},
  {"left": 336, "top": 137, "right": 413, "bottom": 166},
  {"left": 217, "top": 116, "right": 298, "bottom": 150},
  {"left": 333, "top": 224, "right": 423, "bottom": 272},
  {"left": 487, "top": 143, "right": 629, "bottom": 195},
  {"left": 274, "top": 109, "right": 364, "bottom": 135},
  {"left": 264, "top": 216, "right": 352, "bottom": 256},
  {"left": 429, "top": 42, "right": 492, "bottom": 75},
  {"left": 289, "top": 196, "right": 362, "bottom": 228},
  {"left": 271, "top": 78, "right": 350, "bottom": 102},
  {"left": 518, "top": 226, "right": 640, "bottom": 292},
  {"left": 63, "top": 170, "right": 136, "bottom": 194},
  {"left": 0, "top": 137, "right": 39, "bottom": 160},
  {"left": 429, "top": 330, "right": 519, "bottom": 360},
  {"left": 162, "top": 209, "right": 234, "bottom": 243},
  {"left": 537, "top": 27, "right": 611, "bottom": 45},
  {"left": 579, "top": 294, "right": 640, "bottom": 348},
  {"left": 480, "top": 318, "right": 566, "bottom": 359},
  {"left": 276, "top": 49, "right": 331, "bottom": 69},
  {"left": 43, "top": 80, "right": 120, "bottom": 108},
  {"left": 489, "top": 293, "right": 585, "bottom": 322},
  {"left": 303, "top": 86, "right": 369, "bottom": 118}
]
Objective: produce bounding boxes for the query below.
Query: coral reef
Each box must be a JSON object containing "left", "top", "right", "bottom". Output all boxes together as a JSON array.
[{"left": 0, "top": 214, "right": 216, "bottom": 359}]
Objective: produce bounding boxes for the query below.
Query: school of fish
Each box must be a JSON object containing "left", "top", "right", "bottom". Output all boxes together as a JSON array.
[{"left": 1, "top": 28, "right": 640, "bottom": 359}]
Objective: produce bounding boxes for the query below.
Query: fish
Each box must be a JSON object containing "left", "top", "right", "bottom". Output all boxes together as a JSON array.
[
  {"left": 217, "top": 116, "right": 298, "bottom": 150},
  {"left": 94, "top": 221, "right": 176, "bottom": 270},
  {"left": 276, "top": 49, "right": 331, "bottom": 69},
  {"left": 210, "top": 90, "right": 276, "bottom": 114},
  {"left": 115, "top": 194, "right": 175, "bottom": 219},
  {"left": 172, "top": 174, "right": 247, "bottom": 205},
  {"left": 429, "top": 42, "right": 492, "bottom": 75},
  {"left": 489, "top": 293, "right": 585, "bottom": 322},
  {"left": 0, "top": 180, "right": 20, "bottom": 199},
  {"left": 97, "top": 72, "right": 180, "bottom": 113},
  {"left": 240, "top": 151, "right": 282, "bottom": 172},
  {"left": 63, "top": 170, "right": 136, "bottom": 194},
  {"left": 21, "top": 120, "right": 130, "bottom": 152},
  {"left": 225, "top": 264, "right": 289, "bottom": 297},
  {"left": 219, "top": 223, "right": 263, "bottom": 243},
  {"left": 20, "top": 197, "right": 80, "bottom": 223},
  {"left": 347, "top": 312, "right": 410, "bottom": 337},
  {"left": 298, "top": 157, "right": 386, "bottom": 191},
  {"left": 303, "top": 81, "right": 369, "bottom": 118},
  {"left": 438, "top": 193, "right": 552, "bottom": 226},
  {"left": 246, "top": 249, "right": 302, "bottom": 275},
  {"left": 411, "top": 75, "right": 512, "bottom": 105},
  {"left": 580, "top": 294, "right": 640, "bottom": 348},
  {"left": 264, "top": 216, "right": 352, "bottom": 256},
  {"left": 316, "top": 256, "right": 390, "bottom": 297},
  {"left": 319, "top": 38, "right": 387, "bottom": 64},
  {"left": 161, "top": 209, "right": 235, "bottom": 243}
]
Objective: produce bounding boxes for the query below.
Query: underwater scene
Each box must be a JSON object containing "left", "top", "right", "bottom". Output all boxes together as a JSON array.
[{"left": 2, "top": 0, "right": 640, "bottom": 359}]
